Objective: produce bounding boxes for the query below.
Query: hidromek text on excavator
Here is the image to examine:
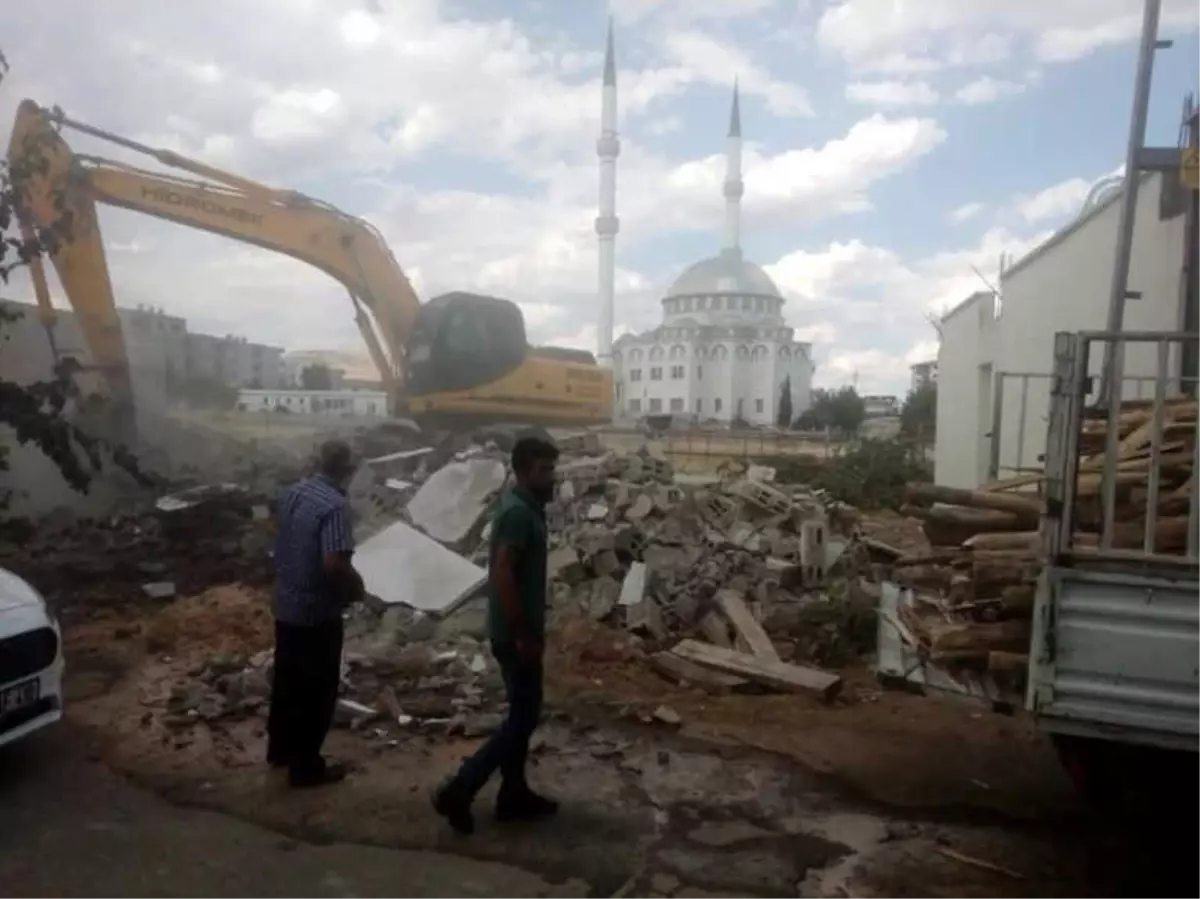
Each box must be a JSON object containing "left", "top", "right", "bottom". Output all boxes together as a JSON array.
[{"left": 6, "top": 99, "right": 613, "bottom": 439}]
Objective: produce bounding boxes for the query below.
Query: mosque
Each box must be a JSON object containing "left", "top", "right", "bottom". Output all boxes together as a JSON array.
[{"left": 594, "top": 25, "right": 815, "bottom": 427}]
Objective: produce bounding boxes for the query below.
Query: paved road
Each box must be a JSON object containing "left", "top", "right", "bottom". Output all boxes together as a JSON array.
[{"left": 0, "top": 726, "right": 569, "bottom": 898}]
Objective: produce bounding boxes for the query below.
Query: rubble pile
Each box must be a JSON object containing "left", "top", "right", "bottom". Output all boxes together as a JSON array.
[
  {"left": 885, "top": 396, "right": 1197, "bottom": 698},
  {"left": 0, "top": 483, "right": 275, "bottom": 606},
  {"left": 50, "top": 421, "right": 931, "bottom": 746}
]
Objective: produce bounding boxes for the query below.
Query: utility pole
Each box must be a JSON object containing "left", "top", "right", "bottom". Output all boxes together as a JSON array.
[{"left": 1098, "top": 0, "right": 1169, "bottom": 405}]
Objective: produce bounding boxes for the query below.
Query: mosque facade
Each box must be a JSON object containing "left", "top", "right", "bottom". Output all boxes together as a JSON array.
[{"left": 596, "top": 29, "right": 814, "bottom": 427}]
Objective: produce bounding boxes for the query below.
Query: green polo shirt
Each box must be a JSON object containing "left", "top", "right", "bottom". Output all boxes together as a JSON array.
[{"left": 486, "top": 486, "right": 549, "bottom": 643}]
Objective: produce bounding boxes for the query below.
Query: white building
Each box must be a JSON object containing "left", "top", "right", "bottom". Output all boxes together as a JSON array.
[
  {"left": 236, "top": 388, "right": 389, "bottom": 418},
  {"left": 910, "top": 360, "right": 937, "bottom": 393},
  {"left": 935, "top": 170, "right": 1193, "bottom": 488},
  {"left": 862, "top": 394, "right": 900, "bottom": 418},
  {"left": 608, "top": 84, "right": 814, "bottom": 427}
]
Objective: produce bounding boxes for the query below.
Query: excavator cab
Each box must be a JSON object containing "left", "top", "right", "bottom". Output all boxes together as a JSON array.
[{"left": 406, "top": 291, "right": 527, "bottom": 397}]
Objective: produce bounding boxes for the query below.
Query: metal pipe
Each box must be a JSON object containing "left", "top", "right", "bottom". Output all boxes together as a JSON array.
[
  {"left": 988, "top": 374, "right": 1004, "bottom": 482},
  {"left": 1060, "top": 336, "right": 1090, "bottom": 547},
  {"left": 1185, "top": 400, "right": 1195, "bottom": 554},
  {"left": 1100, "top": 338, "right": 1125, "bottom": 550},
  {"left": 1098, "top": 0, "right": 1163, "bottom": 406},
  {"left": 1016, "top": 374, "right": 1030, "bottom": 475},
  {"left": 1143, "top": 341, "right": 1169, "bottom": 552}
]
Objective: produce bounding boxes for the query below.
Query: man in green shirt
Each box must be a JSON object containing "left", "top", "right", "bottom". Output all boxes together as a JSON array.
[{"left": 434, "top": 436, "right": 560, "bottom": 834}]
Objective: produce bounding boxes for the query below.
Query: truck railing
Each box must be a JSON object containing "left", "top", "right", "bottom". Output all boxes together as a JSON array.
[{"left": 1042, "top": 330, "right": 1199, "bottom": 571}]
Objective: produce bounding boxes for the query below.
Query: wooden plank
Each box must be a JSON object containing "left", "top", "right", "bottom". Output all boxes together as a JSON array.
[
  {"left": 716, "top": 589, "right": 779, "bottom": 661},
  {"left": 698, "top": 611, "right": 733, "bottom": 648},
  {"left": 669, "top": 639, "right": 842, "bottom": 701},
  {"left": 647, "top": 651, "right": 747, "bottom": 690}
]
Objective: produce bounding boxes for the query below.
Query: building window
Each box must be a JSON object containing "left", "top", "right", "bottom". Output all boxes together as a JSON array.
[
  {"left": 756, "top": 399, "right": 764, "bottom": 413},
  {"left": 649, "top": 398, "right": 662, "bottom": 412},
  {"left": 695, "top": 398, "right": 702, "bottom": 414},
  {"left": 669, "top": 398, "right": 684, "bottom": 412},
  {"left": 696, "top": 365, "right": 703, "bottom": 380},
  {"left": 670, "top": 365, "right": 685, "bottom": 380},
  {"left": 715, "top": 398, "right": 723, "bottom": 413},
  {"left": 650, "top": 367, "right": 663, "bottom": 381},
  {"left": 629, "top": 398, "right": 641, "bottom": 413},
  {"left": 630, "top": 368, "right": 642, "bottom": 382}
]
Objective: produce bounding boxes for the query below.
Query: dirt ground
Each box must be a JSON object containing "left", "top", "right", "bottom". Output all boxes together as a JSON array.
[{"left": 54, "top": 584, "right": 1198, "bottom": 898}]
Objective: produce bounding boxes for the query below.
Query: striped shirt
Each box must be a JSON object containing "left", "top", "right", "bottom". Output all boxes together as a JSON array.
[{"left": 272, "top": 474, "right": 355, "bottom": 626}]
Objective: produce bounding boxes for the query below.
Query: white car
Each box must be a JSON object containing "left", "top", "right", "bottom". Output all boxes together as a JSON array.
[{"left": 0, "top": 567, "right": 64, "bottom": 748}]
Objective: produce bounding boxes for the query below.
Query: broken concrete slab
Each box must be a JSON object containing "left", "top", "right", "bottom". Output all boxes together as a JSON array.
[
  {"left": 354, "top": 520, "right": 486, "bottom": 616},
  {"left": 142, "top": 581, "right": 177, "bottom": 600},
  {"left": 407, "top": 457, "right": 507, "bottom": 547},
  {"left": 669, "top": 639, "right": 842, "bottom": 701},
  {"left": 647, "top": 651, "right": 747, "bottom": 690},
  {"left": 717, "top": 590, "right": 779, "bottom": 662},
  {"left": 618, "top": 561, "right": 647, "bottom": 607}
]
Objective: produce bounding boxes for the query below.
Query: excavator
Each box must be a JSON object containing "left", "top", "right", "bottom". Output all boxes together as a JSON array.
[{"left": 6, "top": 99, "right": 612, "bottom": 440}]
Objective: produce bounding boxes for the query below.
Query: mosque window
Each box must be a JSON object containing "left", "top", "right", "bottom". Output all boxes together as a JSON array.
[
  {"left": 629, "top": 398, "right": 641, "bottom": 413},
  {"left": 649, "top": 345, "right": 664, "bottom": 361},
  {"left": 756, "top": 399, "right": 764, "bottom": 414},
  {"left": 630, "top": 348, "right": 643, "bottom": 362},
  {"left": 741, "top": 297, "right": 751, "bottom": 311},
  {"left": 669, "top": 398, "right": 684, "bottom": 412},
  {"left": 670, "top": 345, "right": 686, "bottom": 360},
  {"left": 649, "top": 398, "right": 662, "bottom": 412},
  {"left": 670, "top": 365, "right": 685, "bottom": 380},
  {"left": 630, "top": 369, "right": 642, "bottom": 382},
  {"left": 650, "top": 367, "right": 663, "bottom": 381},
  {"left": 735, "top": 345, "right": 750, "bottom": 360}
]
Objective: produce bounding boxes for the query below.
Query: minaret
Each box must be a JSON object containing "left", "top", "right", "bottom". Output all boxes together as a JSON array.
[
  {"left": 722, "top": 80, "right": 744, "bottom": 256},
  {"left": 595, "top": 18, "right": 619, "bottom": 366}
]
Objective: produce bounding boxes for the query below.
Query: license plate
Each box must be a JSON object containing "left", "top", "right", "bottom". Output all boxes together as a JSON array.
[{"left": 0, "top": 678, "right": 40, "bottom": 716}]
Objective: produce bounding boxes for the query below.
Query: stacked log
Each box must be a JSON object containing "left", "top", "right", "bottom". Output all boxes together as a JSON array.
[{"left": 892, "top": 396, "right": 1197, "bottom": 685}]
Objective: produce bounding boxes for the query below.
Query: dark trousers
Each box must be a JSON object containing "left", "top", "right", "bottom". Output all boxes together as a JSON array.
[
  {"left": 266, "top": 618, "right": 343, "bottom": 778},
  {"left": 446, "top": 641, "right": 543, "bottom": 800}
]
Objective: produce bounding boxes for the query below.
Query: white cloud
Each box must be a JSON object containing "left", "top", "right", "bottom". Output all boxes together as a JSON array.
[
  {"left": 659, "top": 31, "right": 812, "bottom": 116},
  {"left": 953, "top": 76, "right": 1028, "bottom": 105},
  {"left": 765, "top": 226, "right": 1054, "bottom": 393},
  {"left": 948, "top": 201, "right": 986, "bottom": 223},
  {"left": 611, "top": 0, "right": 777, "bottom": 24},
  {"left": 845, "top": 80, "right": 939, "bottom": 106},
  {"left": 1011, "top": 177, "right": 1093, "bottom": 224},
  {"left": 817, "top": 0, "right": 1199, "bottom": 71}
]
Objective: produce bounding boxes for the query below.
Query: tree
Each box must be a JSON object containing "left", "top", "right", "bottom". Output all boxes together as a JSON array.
[
  {"left": 0, "top": 52, "right": 150, "bottom": 507},
  {"left": 300, "top": 363, "right": 334, "bottom": 390},
  {"left": 794, "top": 386, "right": 865, "bottom": 435},
  {"left": 776, "top": 376, "right": 793, "bottom": 428},
  {"left": 900, "top": 382, "right": 937, "bottom": 442}
]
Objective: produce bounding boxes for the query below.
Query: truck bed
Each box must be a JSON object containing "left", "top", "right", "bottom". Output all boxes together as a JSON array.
[{"left": 1028, "top": 564, "right": 1198, "bottom": 751}]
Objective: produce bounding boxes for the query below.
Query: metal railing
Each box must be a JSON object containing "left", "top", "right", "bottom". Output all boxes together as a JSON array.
[
  {"left": 1043, "top": 330, "right": 1199, "bottom": 566},
  {"left": 988, "top": 370, "right": 1166, "bottom": 482}
]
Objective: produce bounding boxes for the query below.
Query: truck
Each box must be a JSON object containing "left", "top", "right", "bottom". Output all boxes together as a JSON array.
[
  {"left": 875, "top": 329, "right": 1198, "bottom": 801},
  {"left": 1028, "top": 329, "right": 1198, "bottom": 798}
]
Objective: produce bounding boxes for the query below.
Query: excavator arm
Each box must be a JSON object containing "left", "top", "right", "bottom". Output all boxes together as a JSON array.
[{"left": 7, "top": 99, "right": 419, "bottom": 426}]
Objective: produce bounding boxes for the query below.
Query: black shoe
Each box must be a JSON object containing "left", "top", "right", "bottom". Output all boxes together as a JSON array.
[
  {"left": 433, "top": 785, "right": 475, "bottom": 835},
  {"left": 288, "top": 761, "right": 347, "bottom": 789},
  {"left": 495, "top": 787, "right": 559, "bottom": 822}
]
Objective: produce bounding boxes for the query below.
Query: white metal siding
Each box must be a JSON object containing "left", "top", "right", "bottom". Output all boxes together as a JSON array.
[{"left": 936, "top": 173, "right": 1187, "bottom": 488}]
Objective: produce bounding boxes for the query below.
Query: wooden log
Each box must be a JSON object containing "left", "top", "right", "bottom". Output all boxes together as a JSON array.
[
  {"left": 903, "top": 504, "right": 1028, "bottom": 547},
  {"left": 716, "top": 590, "right": 779, "bottom": 661},
  {"left": 668, "top": 639, "right": 842, "bottom": 701},
  {"left": 905, "top": 483, "right": 1042, "bottom": 521},
  {"left": 996, "top": 583, "right": 1036, "bottom": 617},
  {"left": 963, "top": 531, "right": 1100, "bottom": 551},
  {"left": 973, "top": 558, "right": 1040, "bottom": 592},
  {"left": 928, "top": 619, "right": 1031, "bottom": 661},
  {"left": 1110, "top": 515, "right": 1192, "bottom": 552},
  {"left": 987, "top": 651, "right": 1030, "bottom": 674}
]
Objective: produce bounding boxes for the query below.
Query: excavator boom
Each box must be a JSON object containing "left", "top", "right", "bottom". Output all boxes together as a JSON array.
[{"left": 7, "top": 99, "right": 612, "bottom": 434}]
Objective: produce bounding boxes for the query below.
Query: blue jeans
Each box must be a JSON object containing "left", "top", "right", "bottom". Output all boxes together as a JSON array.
[{"left": 447, "top": 641, "right": 543, "bottom": 800}]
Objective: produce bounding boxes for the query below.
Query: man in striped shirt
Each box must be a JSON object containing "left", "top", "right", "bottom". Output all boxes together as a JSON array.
[{"left": 267, "top": 439, "right": 363, "bottom": 788}]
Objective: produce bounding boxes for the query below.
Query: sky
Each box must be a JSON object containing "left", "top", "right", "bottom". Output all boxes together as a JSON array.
[{"left": 1, "top": 0, "right": 1197, "bottom": 396}]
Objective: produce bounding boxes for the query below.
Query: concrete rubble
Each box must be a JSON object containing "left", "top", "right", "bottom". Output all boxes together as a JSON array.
[{"left": 9, "top": 417, "right": 893, "bottom": 738}]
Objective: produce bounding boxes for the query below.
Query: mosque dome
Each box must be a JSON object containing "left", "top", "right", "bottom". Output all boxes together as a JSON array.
[{"left": 665, "top": 248, "right": 781, "bottom": 299}]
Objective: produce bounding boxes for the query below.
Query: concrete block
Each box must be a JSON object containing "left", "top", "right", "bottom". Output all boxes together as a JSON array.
[
  {"left": 354, "top": 520, "right": 486, "bottom": 616},
  {"left": 407, "top": 458, "right": 507, "bottom": 547}
]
